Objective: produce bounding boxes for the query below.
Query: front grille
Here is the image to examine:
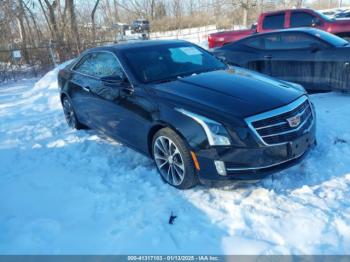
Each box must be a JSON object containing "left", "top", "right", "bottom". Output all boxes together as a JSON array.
[{"left": 246, "top": 96, "right": 314, "bottom": 145}]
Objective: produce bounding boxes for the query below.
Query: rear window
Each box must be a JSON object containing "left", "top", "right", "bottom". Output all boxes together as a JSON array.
[
  {"left": 263, "top": 14, "right": 285, "bottom": 30},
  {"left": 310, "top": 29, "right": 348, "bottom": 47},
  {"left": 290, "top": 12, "right": 316, "bottom": 27},
  {"left": 244, "top": 38, "right": 263, "bottom": 49},
  {"left": 263, "top": 33, "right": 326, "bottom": 50}
]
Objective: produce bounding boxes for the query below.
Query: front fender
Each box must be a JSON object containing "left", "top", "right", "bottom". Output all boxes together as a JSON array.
[{"left": 156, "top": 105, "right": 209, "bottom": 152}]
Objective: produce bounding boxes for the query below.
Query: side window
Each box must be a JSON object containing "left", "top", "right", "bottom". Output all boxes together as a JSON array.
[
  {"left": 291, "top": 12, "right": 316, "bottom": 27},
  {"left": 264, "top": 33, "right": 326, "bottom": 50},
  {"left": 74, "top": 54, "right": 95, "bottom": 76},
  {"left": 74, "top": 52, "right": 123, "bottom": 78},
  {"left": 244, "top": 37, "right": 264, "bottom": 49},
  {"left": 92, "top": 53, "right": 123, "bottom": 78},
  {"left": 263, "top": 14, "right": 285, "bottom": 30},
  {"left": 264, "top": 35, "right": 283, "bottom": 50}
]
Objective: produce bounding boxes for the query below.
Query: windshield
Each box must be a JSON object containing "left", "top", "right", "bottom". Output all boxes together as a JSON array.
[
  {"left": 311, "top": 29, "right": 348, "bottom": 46},
  {"left": 122, "top": 43, "right": 226, "bottom": 83}
]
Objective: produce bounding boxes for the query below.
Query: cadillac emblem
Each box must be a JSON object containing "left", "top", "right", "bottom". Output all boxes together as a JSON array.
[{"left": 287, "top": 115, "right": 301, "bottom": 128}]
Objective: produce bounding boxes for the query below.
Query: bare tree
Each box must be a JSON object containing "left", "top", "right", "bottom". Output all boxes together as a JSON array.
[
  {"left": 91, "top": 0, "right": 101, "bottom": 42},
  {"left": 66, "top": 0, "right": 81, "bottom": 53},
  {"left": 0, "top": 0, "right": 345, "bottom": 78},
  {"left": 16, "top": 0, "right": 29, "bottom": 63},
  {"left": 40, "top": 0, "right": 60, "bottom": 42},
  {"left": 23, "top": 0, "right": 43, "bottom": 44},
  {"left": 295, "top": 0, "right": 303, "bottom": 7}
]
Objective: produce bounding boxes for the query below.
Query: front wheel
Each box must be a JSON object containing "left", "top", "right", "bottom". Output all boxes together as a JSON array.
[
  {"left": 62, "top": 96, "right": 83, "bottom": 130},
  {"left": 152, "top": 128, "right": 198, "bottom": 189}
]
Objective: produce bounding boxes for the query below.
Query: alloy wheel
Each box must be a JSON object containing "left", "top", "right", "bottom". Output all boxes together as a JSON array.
[
  {"left": 153, "top": 136, "right": 186, "bottom": 186},
  {"left": 62, "top": 98, "right": 77, "bottom": 128}
]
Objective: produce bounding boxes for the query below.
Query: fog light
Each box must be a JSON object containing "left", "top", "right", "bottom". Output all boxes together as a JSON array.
[{"left": 214, "top": 161, "right": 227, "bottom": 176}]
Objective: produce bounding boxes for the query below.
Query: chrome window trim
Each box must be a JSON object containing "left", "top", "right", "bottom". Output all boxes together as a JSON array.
[
  {"left": 245, "top": 95, "right": 314, "bottom": 146},
  {"left": 71, "top": 50, "right": 134, "bottom": 89}
]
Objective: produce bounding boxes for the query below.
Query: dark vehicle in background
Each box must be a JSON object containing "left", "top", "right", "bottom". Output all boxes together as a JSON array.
[
  {"left": 214, "top": 28, "right": 350, "bottom": 92},
  {"left": 131, "top": 19, "right": 150, "bottom": 33},
  {"left": 209, "top": 8, "right": 350, "bottom": 48},
  {"left": 58, "top": 40, "right": 315, "bottom": 189},
  {"left": 335, "top": 10, "right": 350, "bottom": 18}
]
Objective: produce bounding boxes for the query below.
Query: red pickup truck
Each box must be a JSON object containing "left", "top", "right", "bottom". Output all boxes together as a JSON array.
[{"left": 208, "top": 8, "right": 350, "bottom": 48}]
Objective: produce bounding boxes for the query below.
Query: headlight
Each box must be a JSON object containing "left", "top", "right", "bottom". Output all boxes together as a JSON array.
[{"left": 175, "top": 108, "right": 231, "bottom": 146}]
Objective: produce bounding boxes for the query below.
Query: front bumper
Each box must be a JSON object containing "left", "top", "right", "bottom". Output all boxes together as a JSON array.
[{"left": 195, "top": 122, "right": 316, "bottom": 182}]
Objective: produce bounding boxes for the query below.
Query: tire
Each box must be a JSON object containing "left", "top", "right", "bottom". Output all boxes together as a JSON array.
[
  {"left": 152, "top": 128, "right": 199, "bottom": 189},
  {"left": 62, "top": 96, "right": 84, "bottom": 130}
]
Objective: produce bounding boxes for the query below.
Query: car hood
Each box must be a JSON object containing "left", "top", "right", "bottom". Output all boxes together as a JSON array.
[{"left": 151, "top": 67, "right": 305, "bottom": 119}]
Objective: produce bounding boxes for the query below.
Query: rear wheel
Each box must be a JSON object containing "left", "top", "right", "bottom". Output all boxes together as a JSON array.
[
  {"left": 152, "top": 128, "right": 198, "bottom": 189},
  {"left": 62, "top": 96, "right": 83, "bottom": 130}
]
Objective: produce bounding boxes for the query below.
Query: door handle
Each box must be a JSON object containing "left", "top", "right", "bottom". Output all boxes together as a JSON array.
[
  {"left": 82, "top": 86, "right": 90, "bottom": 92},
  {"left": 264, "top": 55, "right": 273, "bottom": 59}
]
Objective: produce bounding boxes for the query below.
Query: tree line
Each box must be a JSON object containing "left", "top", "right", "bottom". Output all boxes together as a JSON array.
[{"left": 0, "top": 0, "right": 344, "bottom": 65}]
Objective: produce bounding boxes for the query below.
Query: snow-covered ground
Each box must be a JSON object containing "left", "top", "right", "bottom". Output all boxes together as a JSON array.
[
  {"left": 150, "top": 25, "right": 220, "bottom": 49},
  {"left": 1, "top": 64, "right": 350, "bottom": 255}
]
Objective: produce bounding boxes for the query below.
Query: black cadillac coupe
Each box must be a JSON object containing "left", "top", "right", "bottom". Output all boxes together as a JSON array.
[
  {"left": 58, "top": 40, "right": 316, "bottom": 189},
  {"left": 213, "top": 28, "right": 350, "bottom": 92}
]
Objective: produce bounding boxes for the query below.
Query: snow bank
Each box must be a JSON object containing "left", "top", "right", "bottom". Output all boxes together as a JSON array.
[{"left": 0, "top": 64, "right": 350, "bottom": 254}]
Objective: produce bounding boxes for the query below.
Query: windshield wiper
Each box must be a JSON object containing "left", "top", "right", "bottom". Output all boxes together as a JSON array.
[
  {"left": 150, "top": 67, "right": 227, "bottom": 84},
  {"left": 151, "top": 76, "right": 180, "bottom": 84},
  {"left": 175, "top": 67, "right": 226, "bottom": 79},
  {"left": 192, "top": 67, "right": 226, "bottom": 76}
]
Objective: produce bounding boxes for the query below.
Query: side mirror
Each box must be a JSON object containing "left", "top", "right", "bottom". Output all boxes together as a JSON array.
[
  {"left": 213, "top": 53, "right": 227, "bottom": 62},
  {"left": 251, "top": 23, "right": 257, "bottom": 32},
  {"left": 217, "top": 55, "right": 227, "bottom": 62},
  {"left": 101, "top": 75, "right": 133, "bottom": 95},
  {"left": 311, "top": 17, "right": 322, "bottom": 27}
]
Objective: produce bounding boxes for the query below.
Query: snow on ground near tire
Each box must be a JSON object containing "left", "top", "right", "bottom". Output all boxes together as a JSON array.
[{"left": 0, "top": 64, "right": 350, "bottom": 255}]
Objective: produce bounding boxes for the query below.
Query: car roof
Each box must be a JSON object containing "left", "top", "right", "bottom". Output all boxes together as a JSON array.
[
  {"left": 233, "top": 28, "right": 322, "bottom": 43},
  {"left": 262, "top": 8, "right": 315, "bottom": 15},
  {"left": 83, "top": 40, "right": 189, "bottom": 54},
  {"left": 259, "top": 27, "right": 321, "bottom": 35}
]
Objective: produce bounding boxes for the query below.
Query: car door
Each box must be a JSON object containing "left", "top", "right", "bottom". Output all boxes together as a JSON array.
[
  {"left": 76, "top": 51, "right": 155, "bottom": 154},
  {"left": 216, "top": 37, "right": 270, "bottom": 74},
  {"left": 69, "top": 53, "right": 101, "bottom": 125},
  {"left": 238, "top": 37, "right": 271, "bottom": 75},
  {"left": 259, "top": 32, "right": 326, "bottom": 89},
  {"left": 289, "top": 11, "right": 320, "bottom": 29}
]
